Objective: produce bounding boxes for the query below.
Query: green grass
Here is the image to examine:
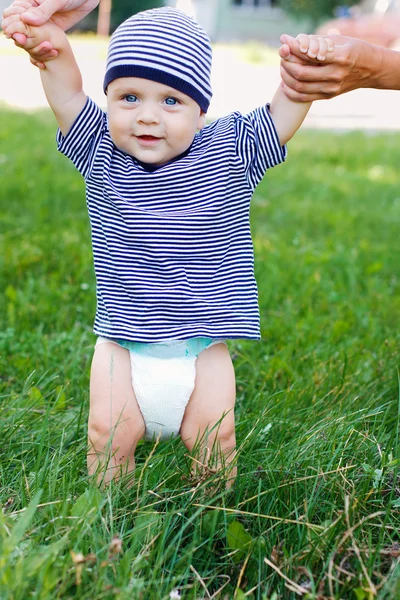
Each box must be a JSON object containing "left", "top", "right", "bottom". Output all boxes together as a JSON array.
[{"left": 1, "top": 107, "right": 400, "bottom": 599}]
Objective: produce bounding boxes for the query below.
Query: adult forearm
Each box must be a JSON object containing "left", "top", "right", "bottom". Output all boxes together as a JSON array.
[{"left": 345, "top": 40, "right": 400, "bottom": 91}]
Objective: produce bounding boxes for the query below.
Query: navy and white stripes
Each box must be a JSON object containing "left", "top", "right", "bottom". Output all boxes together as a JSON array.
[
  {"left": 57, "top": 98, "right": 286, "bottom": 342},
  {"left": 104, "top": 7, "right": 213, "bottom": 113}
]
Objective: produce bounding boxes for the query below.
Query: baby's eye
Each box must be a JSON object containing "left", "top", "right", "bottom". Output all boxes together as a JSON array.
[
  {"left": 164, "top": 97, "right": 178, "bottom": 106},
  {"left": 123, "top": 94, "right": 138, "bottom": 103}
]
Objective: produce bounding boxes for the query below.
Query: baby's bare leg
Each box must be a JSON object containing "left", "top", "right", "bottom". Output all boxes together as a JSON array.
[
  {"left": 180, "top": 343, "right": 236, "bottom": 489},
  {"left": 88, "top": 342, "right": 145, "bottom": 485}
]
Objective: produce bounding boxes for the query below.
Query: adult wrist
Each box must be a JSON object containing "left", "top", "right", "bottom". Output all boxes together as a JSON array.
[
  {"left": 371, "top": 44, "right": 387, "bottom": 89},
  {"left": 365, "top": 43, "right": 400, "bottom": 91},
  {"left": 379, "top": 47, "right": 400, "bottom": 90}
]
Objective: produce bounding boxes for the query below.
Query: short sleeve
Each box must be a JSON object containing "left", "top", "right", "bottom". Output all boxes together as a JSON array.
[
  {"left": 56, "top": 97, "right": 106, "bottom": 179},
  {"left": 235, "top": 104, "right": 287, "bottom": 191}
]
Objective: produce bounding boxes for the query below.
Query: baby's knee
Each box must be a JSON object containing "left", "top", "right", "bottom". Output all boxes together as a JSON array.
[
  {"left": 181, "top": 416, "right": 236, "bottom": 452},
  {"left": 212, "top": 426, "right": 236, "bottom": 461},
  {"left": 88, "top": 415, "right": 143, "bottom": 455},
  {"left": 209, "top": 418, "right": 236, "bottom": 450},
  {"left": 215, "top": 413, "right": 236, "bottom": 439}
]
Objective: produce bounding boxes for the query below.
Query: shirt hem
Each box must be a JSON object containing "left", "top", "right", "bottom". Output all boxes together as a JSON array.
[{"left": 93, "top": 327, "right": 261, "bottom": 343}]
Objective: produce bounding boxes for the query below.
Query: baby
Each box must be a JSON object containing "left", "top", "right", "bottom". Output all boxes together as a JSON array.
[{"left": 7, "top": 8, "right": 334, "bottom": 488}]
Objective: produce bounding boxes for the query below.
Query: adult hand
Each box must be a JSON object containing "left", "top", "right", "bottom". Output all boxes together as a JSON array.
[
  {"left": 279, "top": 33, "right": 382, "bottom": 101},
  {"left": 2, "top": 0, "right": 99, "bottom": 45}
]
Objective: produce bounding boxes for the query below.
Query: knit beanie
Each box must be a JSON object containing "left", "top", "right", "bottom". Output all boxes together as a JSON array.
[{"left": 103, "top": 7, "right": 213, "bottom": 113}]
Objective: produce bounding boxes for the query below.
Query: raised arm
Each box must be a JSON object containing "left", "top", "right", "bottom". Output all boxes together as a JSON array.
[
  {"left": 8, "top": 21, "right": 86, "bottom": 135},
  {"left": 269, "top": 85, "right": 311, "bottom": 146},
  {"left": 279, "top": 34, "right": 400, "bottom": 102},
  {"left": 270, "top": 35, "right": 334, "bottom": 145}
]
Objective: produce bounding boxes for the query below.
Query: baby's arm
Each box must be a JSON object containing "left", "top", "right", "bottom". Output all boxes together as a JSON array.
[
  {"left": 7, "top": 20, "right": 86, "bottom": 135},
  {"left": 270, "top": 34, "right": 334, "bottom": 145}
]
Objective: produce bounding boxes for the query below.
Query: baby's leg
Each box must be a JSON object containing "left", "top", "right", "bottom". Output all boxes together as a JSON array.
[
  {"left": 88, "top": 340, "right": 145, "bottom": 485},
  {"left": 180, "top": 343, "right": 236, "bottom": 489}
]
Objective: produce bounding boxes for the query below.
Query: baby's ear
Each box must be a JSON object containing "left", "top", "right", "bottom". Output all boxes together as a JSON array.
[{"left": 197, "top": 112, "right": 206, "bottom": 130}]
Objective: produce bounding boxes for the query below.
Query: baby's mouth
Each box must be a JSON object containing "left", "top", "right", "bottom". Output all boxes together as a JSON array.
[{"left": 136, "top": 135, "right": 161, "bottom": 145}]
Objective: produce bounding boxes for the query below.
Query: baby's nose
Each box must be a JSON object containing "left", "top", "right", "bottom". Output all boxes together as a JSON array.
[{"left": 137, "top": 103, "right": 160, "bottom": 124}]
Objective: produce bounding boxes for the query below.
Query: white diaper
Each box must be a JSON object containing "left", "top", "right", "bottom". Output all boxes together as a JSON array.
[{"left": 96, "top": 336, "right": 225, "bottom": 440}]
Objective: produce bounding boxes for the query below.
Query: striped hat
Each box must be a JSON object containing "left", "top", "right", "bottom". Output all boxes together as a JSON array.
[{"left": 103, "top": 7, "right": 213, "bottom": 112}]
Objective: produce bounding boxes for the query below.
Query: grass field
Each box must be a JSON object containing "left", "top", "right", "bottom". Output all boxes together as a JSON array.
[{"left": 0, "top": 107, "right": 400, "bottom": 599}]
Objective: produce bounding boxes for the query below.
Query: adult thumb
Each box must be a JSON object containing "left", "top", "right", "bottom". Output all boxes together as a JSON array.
[
  {"left": 22, "top": 0, "right": 61, "bottom": 25},
  {"left": 279, "top": 44, "right": 292, "bottom": 61}
]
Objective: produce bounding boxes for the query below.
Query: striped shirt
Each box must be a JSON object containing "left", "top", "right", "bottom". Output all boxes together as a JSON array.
[{"left": 57, "top": 97, "right": 287, "bottom": 342}]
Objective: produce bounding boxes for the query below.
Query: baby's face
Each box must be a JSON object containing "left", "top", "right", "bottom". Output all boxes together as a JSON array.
[{"left": 107, "top": 77, "right": 206, "bottom": 166}]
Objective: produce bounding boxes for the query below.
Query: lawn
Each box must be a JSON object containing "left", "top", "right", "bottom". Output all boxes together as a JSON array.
[{"left": 0, "top": 107, "right": 399, "bottom": 599}]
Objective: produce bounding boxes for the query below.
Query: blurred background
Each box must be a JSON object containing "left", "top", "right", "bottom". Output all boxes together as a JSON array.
[
  {"left": 61, "top": 0, "right": 400, "bottom": 48},
  {"left": 1, "top": 0, "right": 399, "bottom": 128},
  {"left": 2, "top": 0, "right": 399, "bottom": 46}
]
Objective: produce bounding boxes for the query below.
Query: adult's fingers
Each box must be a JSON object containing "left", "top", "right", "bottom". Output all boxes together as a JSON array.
[
  {"left": 279, "top": 63, "right": 331, "bottom": 96},
  {"left": 279, "top": 43, "right": 313, "bottom": 65},
  {"left": 280, "top": 62, "right": 341, "bottom": 100},
  {"left": 278, "top": 43, "right": 291, "bottom": 60},
  {"left": 2, "top": 0, "right": 31, "bottom": 19},
  {"left": 5, "top": 17, "right": 27, "bottom": 36},
  {"left": 281, "top": 33, "right": 306, "bottom": 59},
  {"left": 280, "top": 54, "right": 329, "bottom": 83},
  {"left": 281, "top": 33, "right": 324, "bottom": 64},
  {"left": 2, "top": 5, "right": 27, "bottom": 36},
  {"left": 280, "top": 80, "right": 325, "bottom": 102},
  {"left": 20, "top": 0, "right": 64, "bottom": 25}
]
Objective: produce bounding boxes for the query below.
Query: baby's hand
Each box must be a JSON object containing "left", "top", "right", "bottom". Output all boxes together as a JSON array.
[
  {"left": 27, "top": 40, "right": 58, "bottom": 69},
  {"left": 6, "top": 19, "right": 59, "bottom": 68},
  {"left": 295, "top": 33, "right": 335, "bottom": 62}
]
